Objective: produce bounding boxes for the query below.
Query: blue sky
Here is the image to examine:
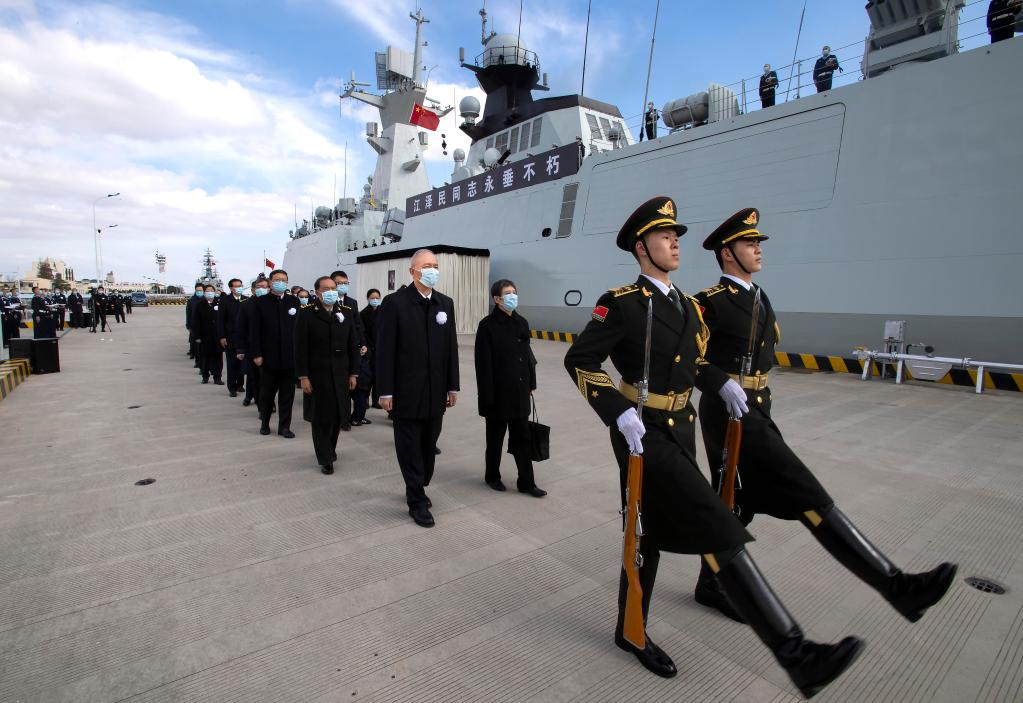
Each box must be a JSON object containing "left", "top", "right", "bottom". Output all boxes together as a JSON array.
[{"left": 0, "top": 0, "right": 995, "bottom": 286}]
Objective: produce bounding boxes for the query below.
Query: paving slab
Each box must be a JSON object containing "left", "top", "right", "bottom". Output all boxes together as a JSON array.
[{"left": 0, "top": 307, "right": 1021, "bottom": 702}]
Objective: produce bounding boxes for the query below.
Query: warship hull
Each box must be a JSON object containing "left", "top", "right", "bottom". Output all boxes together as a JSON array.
[{"left": 285, "top": 36, "right": 1023, "bottom": 363}]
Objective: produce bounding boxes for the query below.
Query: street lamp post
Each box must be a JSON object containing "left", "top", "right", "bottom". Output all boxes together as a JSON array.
[
  {"left": 92, "top": 192, "right": 120, "bottom": 284},
  {"left": 97, "top": 224, "right": 118, "bottom": 285}
]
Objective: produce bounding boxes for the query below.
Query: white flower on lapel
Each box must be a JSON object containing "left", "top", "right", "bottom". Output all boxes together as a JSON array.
[
  {"left": 436, "top": 311, "right": 447, "bottom": 325},
  {"left": 288, "top": 307, "right": 297, "bottom": 316},
  {"left": 335, "top": 311, "right": 345, "bottom": 324},
  {"left": 213, "top": 305, "right": 219, "bottom": 311}
]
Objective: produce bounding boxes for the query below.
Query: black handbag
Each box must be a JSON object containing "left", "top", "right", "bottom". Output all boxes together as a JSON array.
[{"left": 509, "top": 396, "right": 550, "bottom": 462}]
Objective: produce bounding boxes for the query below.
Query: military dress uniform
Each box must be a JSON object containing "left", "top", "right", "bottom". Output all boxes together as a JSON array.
[
  {"left": 692, "top": 207, "right": 958, "bottom": 635},
  {"left": 1, "top": 292, "right": 22, "bottom": 347},
  {"left": 565, "top": 197, "right": 864, "bottom": 697}
]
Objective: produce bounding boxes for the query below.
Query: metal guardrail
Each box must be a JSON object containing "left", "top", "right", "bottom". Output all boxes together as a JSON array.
[{"left": 853, "top": 349, "right": 1023, "bottom": 394}]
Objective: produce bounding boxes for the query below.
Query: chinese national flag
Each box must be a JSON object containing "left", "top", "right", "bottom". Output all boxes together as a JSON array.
[
  {"left": 265, "top": 257, "right": 275, "bottom": 269},
  {"left": 410, "top": 103, "right": 440, "bottom": 131}
]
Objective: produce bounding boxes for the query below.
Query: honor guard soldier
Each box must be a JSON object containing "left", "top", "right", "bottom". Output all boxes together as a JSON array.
[
  {"left": 52, "top": 289, "right": 67, "bottom": 330},
  {"left": 1, "top": 284, "right": 23, "bottom": 347},
  {"left": 760, "top": 63, "right": 778, "bottom": 108},
  {"left": 565, "top": 197, "right": 862, "bottom": 697},
  {"left": 693, "top": 208, "right": 957, "bottom": 628}
]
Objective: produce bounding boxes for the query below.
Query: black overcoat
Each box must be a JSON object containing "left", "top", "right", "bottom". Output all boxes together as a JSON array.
[
  {"left": 67, "top": 292, "right": 84, "bottom": 313},
  {"left": 190, "top": 298, "right": 220, "bottom": 347},
  {"left": 564, "top": 276, "right": 752, "bottom": 554},
  {"left": 294, "top": 299, "right": 360, "bottom": 425},
  {"left": 695, "top": 278, "right": 832, "bottom": 522},
  {"left": 248, "top": 291, "right": 300, "bottom": 370},
  {"left": 475, "top": 307, "right": 536, "bottom": 420},
  {"left": 216, "top": 293, "right": 244, "bottom": 347},
  {"left": 374, "top": 283, "right": 460, "bottom": 420}
]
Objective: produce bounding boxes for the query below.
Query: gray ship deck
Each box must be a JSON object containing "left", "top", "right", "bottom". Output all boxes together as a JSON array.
[{"left": 1, "top": 307, "right": 1021, "bottom": 702}]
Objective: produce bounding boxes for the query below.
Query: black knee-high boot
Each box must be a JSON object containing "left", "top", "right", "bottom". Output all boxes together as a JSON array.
[
  {"left": 614, "top": 547, "right": 676, "bottom": 678},
  {"left": 713, "top": 549, "right": 864, "bottom": 699},
  {"left": 806, "top": 506, "right": 957, "bottom": 622},
  {"left": 694, "top": 557, "right": 744, "bottom": 622}
]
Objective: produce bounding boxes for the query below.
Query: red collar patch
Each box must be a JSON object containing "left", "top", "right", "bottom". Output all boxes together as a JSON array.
[{"left": 592, "top": 305, "right": 609, "bottom": 322}]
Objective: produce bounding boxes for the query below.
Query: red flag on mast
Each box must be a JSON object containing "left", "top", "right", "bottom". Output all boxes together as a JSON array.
[
  {"left": 265, "top": 257, "right": 275, "bottom": 269},
  {"left": 410, "top": 103, "right": 440, "bottom": 131}
]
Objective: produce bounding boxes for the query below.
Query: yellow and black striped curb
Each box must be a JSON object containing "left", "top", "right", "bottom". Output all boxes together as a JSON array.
[
  {"left": 0, "top": 358, "right": 30, "bottom": 402},
  {"left": 529, "top": 329, "right": 1023, "bottom": 392},
  {"left": 773, "top": 351, "right": 1023, "bottom": 392},
  {"left": 530, "top": 329, "right": 576, "bottom": 343},
  {"left": 149, "top": 300, "right": 187, "bottom": 305}
]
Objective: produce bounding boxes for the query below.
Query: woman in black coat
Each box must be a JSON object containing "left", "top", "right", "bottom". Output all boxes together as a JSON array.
[
  {"left": 474, "top": 279, "right": 546, "bottom": 497},
  {"left": 294, "top": 276, "right": 360, "bottom": 474},
  {"left": 191, "top": 284, "right": 223, "bottom": 384}
]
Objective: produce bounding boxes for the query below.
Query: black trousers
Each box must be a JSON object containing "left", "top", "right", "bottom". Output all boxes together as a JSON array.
[
  {"left": 57, "top": 309, "right": 66, "bottom": 329},
  {"left": 92, "top": 312, "right": 108, "bottom": 332},
  {"left": 991, "top": 28, "right": 1014, "bottom": 42},
  {"left": 393, "top": 416, "right": 443, "bottom": 508},
  {"left": 484, "top": 417, "right": 536, "bottom": 490},
  {"left": 242, "top": 357, "right": 261, "bottom": 402},
  {"left": 225, "top": 345, "right": 242, "bottom": 390},
  {"left": 259, "top": 367, "right": 295, "bottom": 431},
  {"left": 114, "top": 309, "right": 126, "bottom": 323},
  {"left": 352, "top": 389, "right": 369, "bottom": 422},
  {"left": 643, "top": 122, "right": 655, "bottom": 141},
  {"left": 311, "top": 420, "right": 342, "bottom": 465},
  {"left": 761, "top": 92, "right": 775, "bottom": 107},
  {"left": 70, "top": 310, "right": 83, "bottom": 327},
  {"left": 200, "top": 346, "right": 223, "bottom": 381},
  {"left": 815, "top": 77, "right": 832, "bottom": 92}
]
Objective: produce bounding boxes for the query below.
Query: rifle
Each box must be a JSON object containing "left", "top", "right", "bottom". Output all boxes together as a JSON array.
[
  {"left": 621, "top": 296, "right": 653, "bottom": 649},
  {"left": 718, "top": 286, "right": 761, "bottom": 514}
]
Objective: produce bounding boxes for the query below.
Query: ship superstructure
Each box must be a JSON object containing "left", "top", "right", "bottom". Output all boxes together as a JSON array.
[{"left": 284, "top": 2, "right": 1023, "bottom": 362}]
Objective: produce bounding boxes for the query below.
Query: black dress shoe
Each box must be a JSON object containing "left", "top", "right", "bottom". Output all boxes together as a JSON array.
[
  {"left": 614, "top": 634, "right": 677, "bottom": 678},
  {"left": 242, "top": 398, "right": 251, "bottom": 406},
  {"left": 340, "top": 424, "right": 351, "bottom": 432},
  {"left": 788, "top": 637, "right": 864, "bottom": 699},
  {"left": 518, "top": 486, "right": 548, "bottom": 498},
  {"left": 229, "top": 389, "right": 237, "bottom": 397},
  {"left": 279, "top": 429, "right": 295, "bottom": 439},
  {"left": 259, "top": 425, "right": 271, "bottom": 435},
  {"left": 409, "top": 505, "right": 435, "bottom": 528},
  {"left": 888, "top": 562, "right": 958, "bottom": 622},
  {"left": 360, "top": 418, "right": 372, "bottom": 425},
  {"left": 487, "top": 480, "right": 507, "bottom": 492},
  {"left": 321, "top": 463, "right": 334, "bottom": 475},
  {"left": 213, "top": 379, "right": 225, "bottom": 385}
]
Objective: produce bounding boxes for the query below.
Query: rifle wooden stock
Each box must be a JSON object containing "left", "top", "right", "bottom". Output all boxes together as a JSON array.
[
  {"left": 622, "top": 453, "right": 646, "bottom": 649},
  {"left": 719, "top": 417, "right": 743, "bottom": 510}
]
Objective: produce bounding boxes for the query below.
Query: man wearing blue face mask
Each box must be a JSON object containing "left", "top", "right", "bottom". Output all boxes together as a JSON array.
[
  {"left": 217, "top": 278, "right": 246, "bottom": 397},
  {"left": 352, "top": 288, "right": 382, "bottom": 421},
  {"left": 191, "top": 284, "right": 224, "bottom": 385},
  {"left": 375, "top": 249, "right": 460, "bottom": 528},
  {"left": 236, "top": 276, "right": 268, "bottom": 408},
  {"left": 331, "top": 270, "right": 368, "bottom": 430},
  {"left": 186, "top": 284, "right": 204, "bottom": 366},
  {"left": 250, "top": 269, "right": 300, "bottom": 438},
  {"left": 475, "top": 279, "right": 546, "bottom": 497}
]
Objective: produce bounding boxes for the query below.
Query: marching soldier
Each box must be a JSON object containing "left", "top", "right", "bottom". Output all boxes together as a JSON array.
[
  {"left": 692, "top": 208, "right": 958, "bottom": 627},
  {"left": 564, "top": 196, "right": 862, "bottom": 697}
]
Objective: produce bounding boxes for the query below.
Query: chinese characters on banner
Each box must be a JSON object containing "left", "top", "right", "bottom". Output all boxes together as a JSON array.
[{"left": 405, "top": 143, "right": 579, "bottom": 219}]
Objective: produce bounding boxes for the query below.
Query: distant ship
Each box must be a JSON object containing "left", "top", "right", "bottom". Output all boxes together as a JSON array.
[
  {"left": 195, "top": 249, "right": 223, "bottom": 292},
  {"left": 283, "top": 2, "right": 1022, "bottom": 363}
]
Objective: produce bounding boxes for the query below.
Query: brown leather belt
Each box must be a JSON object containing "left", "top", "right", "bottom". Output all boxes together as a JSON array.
[
  {"left": 619, "top": 382, "right": 692, "bottom": 412},
  {"left": 728, "top": 372, "right": 769, "bottom": 390}
]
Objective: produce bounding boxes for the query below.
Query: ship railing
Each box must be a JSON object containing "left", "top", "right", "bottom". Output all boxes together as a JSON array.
[
  {"left": 617, "top": 0, "right": 998, "bottom": 139},
  {"left": 471, "top": 46, "right": 540, "bottom": 72},
  {"left": 853, "top": 348, "right": 1023, "bottom": 394}
]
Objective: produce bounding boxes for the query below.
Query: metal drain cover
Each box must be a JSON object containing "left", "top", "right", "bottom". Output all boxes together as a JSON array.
[
  {"left": 127, "top": 405, "right": 141, "bottom": 409},
  {"left": 965, "top": 576, "right": 1006, "bottom": 595},
  {"left": 135, "top": 478, "right": 156, "bottom": 486}
]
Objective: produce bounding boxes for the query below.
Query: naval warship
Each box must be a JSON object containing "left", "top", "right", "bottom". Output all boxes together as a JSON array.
[
  {"left": 195, "top": 249, "right": 224, "bottom": 292},
  {"left": 283, "top": 2, "right": 1022, "bottom": 363}
]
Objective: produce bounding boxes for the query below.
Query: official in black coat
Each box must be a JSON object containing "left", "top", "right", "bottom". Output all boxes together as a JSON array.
[
  {"left": 52, "top": 291, "right": 67, "bottom": 330},
  {"left": 250, "top": 270, "right": 300, "bottom": 438},
  {"left": 90, "top": 288, "right": 109, "bottom": 333},
  {"left": 759, "top": 64, "right": 778, "bottom": 107},
  {"left": 217, "top": 278, "right": 246, "bottom": 397},
  {"left": 111, "top": 292, "right": 126, "bottom": 324},
  {"left": 351, "top": 288, "right": 382, "bottom": 423},
  {"left": 564, "top": 196, "right": 862, "bottom": 695},
  {"left": 186, "top": 285, "right": 203, "bottom": 362},
  {"left": 191, "top": 285, "right": 223, "bottom": 384},
  {"left": 236, "top": 278, "right": 268, "bottom": 408},
  {"left": 988, "top": 0, "right": 1020, "bottom": 42},
  {"left": 376, "top": 249, "right": 460, "bottom": 528},
  {"left": 295, "top": 276, "right": 360, "bottom": 474},
  {"left": 67, "top": 290, "right": 84, "bottom": 328},
  {"left": 813, "top": 46, "right": 841, "bottom": 92},
  {"left": 30, "top": 288, "right": 49, "bottom": 338},
  {"left": 332, "top": 270, "right": 368, "bottom": 430},
  {"left": 693, "top": 207, "right": 957, "bottom": 630},
  {"left": 474, "top": 279, "right": 545, "bottom": 496}
]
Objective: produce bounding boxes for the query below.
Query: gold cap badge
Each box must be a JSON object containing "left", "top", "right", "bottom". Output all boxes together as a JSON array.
[
  {"left": 657, "top": 200, "right": 675, "bottom": 218},
  {"left": 743, "top": 211, "right": 758, "bottom": 226}
]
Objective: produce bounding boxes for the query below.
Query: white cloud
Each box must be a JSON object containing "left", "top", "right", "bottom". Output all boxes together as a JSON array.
[
  {"left": 0, "top": 1, "right": 364, "bottom": 287},
  {"left": 326, "top": 0, "right": 410, "bottom": 47}
]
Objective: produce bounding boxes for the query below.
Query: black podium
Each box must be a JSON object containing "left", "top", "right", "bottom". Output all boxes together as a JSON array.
[
  {"left": 10, "top": 337, "right": 60, "bottom": 374},
  {"left": 33, "top": 311, "right": 59, "bottom": 339}
]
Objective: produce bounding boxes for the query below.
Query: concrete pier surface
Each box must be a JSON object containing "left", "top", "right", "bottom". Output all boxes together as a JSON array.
[{"left": 1, "top": 306, "right": 1021, "bottom": 702}]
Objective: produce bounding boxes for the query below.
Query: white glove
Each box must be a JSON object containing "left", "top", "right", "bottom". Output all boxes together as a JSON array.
[
  {"left": 616, "top": 408, "right": 646, "bottom": 454},
  {"left": 719, "top": 379, "right": 749, "bottom": 418}
]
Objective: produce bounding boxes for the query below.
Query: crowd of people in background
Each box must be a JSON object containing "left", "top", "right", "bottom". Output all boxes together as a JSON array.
[
  {"left": 182, "top": 251, "right": 546, "bottom": 530},
  {"left": 0, "top": 284, "right": 142, "bottom": 344}
]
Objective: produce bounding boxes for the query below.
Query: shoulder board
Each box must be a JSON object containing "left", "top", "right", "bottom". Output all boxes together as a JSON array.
[
  {"left": 608, "top": 284, "right": 640, "bottom": 297},
  {"left": 700, "top": 283, "right": 727, "bottom": 298}
]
